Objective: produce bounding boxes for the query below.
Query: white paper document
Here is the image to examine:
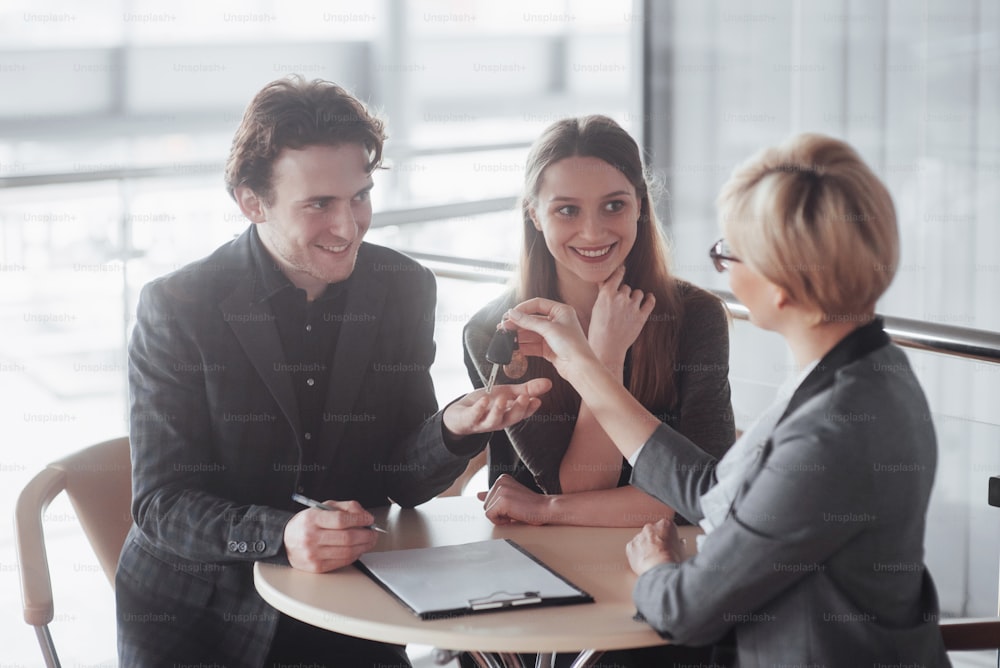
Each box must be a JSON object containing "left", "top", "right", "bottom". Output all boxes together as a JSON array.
[{"left": 356, "top": 538, "right": 593, "bottom": 619}]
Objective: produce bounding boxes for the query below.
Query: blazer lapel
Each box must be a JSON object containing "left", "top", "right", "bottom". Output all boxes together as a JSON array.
[
  {"left": 318, "top": 268, "right": 386, "bottom": 457},
  {"left": 776, "top": 317, "right": 890, "bottom": 425},
  {"left": 727, "top": 318, "right": 891, "bottom": 520},
  {"left": 220, "top": 282, "right": 302, "bottom": 440},
  {"left": 729, "top": 437, "right": 775, "bottom": 519}
]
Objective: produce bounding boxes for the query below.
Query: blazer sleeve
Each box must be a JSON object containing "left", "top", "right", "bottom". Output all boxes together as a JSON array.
[
  {"left": 630, "top": 423, "right": 719, "bottom": 523},
  {"left": 128, "top": 281, "right": 293, "bottom": 564},
  {"left": 672, "top": 289, "right": 736, "bottom": 459},
  {"left": 631, "top": 419, "right": 873, "bottom": 646}
]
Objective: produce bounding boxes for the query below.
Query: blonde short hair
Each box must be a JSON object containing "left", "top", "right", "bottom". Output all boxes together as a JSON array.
[{"left": 718, "top": 133, "right": 898, "bottom": 322}]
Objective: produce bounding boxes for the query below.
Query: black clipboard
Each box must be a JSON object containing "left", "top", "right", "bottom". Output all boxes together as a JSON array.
[{"left": 355, "top": 538, "right": 594, "bottom": 620}]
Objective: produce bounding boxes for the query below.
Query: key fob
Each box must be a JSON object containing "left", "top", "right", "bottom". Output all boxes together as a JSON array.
[{"left": 485, "top": 329, "right": 517, "bottom": 366}]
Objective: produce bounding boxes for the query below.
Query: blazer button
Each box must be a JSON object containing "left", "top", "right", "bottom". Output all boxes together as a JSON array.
[
  {"left": 227, "top": 541, "right": 238, "bottom": 552},
  {"left": 254, "top": 540, "right": 266, "bottom": 553},
  {"left": 238, "top": 541, "right": 248, "bottom": 553}
]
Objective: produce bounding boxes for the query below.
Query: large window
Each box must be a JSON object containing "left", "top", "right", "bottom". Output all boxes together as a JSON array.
[
  {"left": 0, "top": 2, "right": 640, "bottom": 665},
  {"left": 3, "top": 2, "right": 998, "bottom": 666},
  {"left": 643, "top": 0, "right": 1000, "bottom": 642}
]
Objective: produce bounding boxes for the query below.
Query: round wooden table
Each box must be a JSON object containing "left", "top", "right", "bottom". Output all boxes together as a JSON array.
[{"left": 255, "top": 496, "right": 696, "bottom": 666}]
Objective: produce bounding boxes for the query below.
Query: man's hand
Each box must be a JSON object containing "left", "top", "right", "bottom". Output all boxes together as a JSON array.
[
  {"left": 626, "top": 518, "right": 685, "bottom": 576},
  {"left": 442, "top": 377, "right": 552, "bottom": 438},
  {"left": 283, "top": 499, "right": 378, "bottom": 573},
  {"left": 477, "top": 474, "right": 558, "bottom": 526}
]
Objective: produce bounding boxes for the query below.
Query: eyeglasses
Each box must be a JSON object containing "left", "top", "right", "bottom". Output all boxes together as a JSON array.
[{"left": 709, "top": 238, "right": 741, "bottom": 273}]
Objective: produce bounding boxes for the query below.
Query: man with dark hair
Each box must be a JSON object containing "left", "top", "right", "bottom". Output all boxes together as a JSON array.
[{"left": 117, "top": 76, "right": 550, "bottom": 667}]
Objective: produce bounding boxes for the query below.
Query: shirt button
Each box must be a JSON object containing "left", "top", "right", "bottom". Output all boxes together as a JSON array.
[
  {"left": 304, "top": 432, "right": 312, "bottom": 441},
  {"left": 306, "top": 378, "right": 315, "bottom": 386},
  {"left": 305, "top": 324, "right": 312, "bottom": 332}
]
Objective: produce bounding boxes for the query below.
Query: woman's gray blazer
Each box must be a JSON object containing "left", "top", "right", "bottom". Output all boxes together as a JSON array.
[{"left": 630, "top": 320, "right": 951, "bottom": 667}]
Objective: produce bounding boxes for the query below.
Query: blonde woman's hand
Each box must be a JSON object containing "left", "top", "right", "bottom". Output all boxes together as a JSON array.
[
  {"left": 587, "top": 264, "right": 656, "bottom": 369},
  {"left": 504, "top": 298, "right": 598, "bottom": 384},
  {"left": 626, "top": 518, "right": 684, "bottom": 576}
]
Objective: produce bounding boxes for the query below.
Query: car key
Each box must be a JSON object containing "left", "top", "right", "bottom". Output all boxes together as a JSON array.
[{"left": 484, "top": 328, "right": 517, "bottom": 393}]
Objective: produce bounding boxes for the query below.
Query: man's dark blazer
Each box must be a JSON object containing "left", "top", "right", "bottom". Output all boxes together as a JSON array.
[{"left": 116, "top": 226, "right": 479, "bottom": 666}]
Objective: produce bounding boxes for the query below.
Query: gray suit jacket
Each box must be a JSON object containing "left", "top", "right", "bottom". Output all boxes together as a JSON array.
[
  {"left": 630, "top": 322, "right": 951, "bottom": 667},
  {"left": 117, "top": 227, "right": 481, "bottom": 667}
]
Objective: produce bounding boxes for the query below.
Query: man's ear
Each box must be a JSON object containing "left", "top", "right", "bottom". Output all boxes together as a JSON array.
[{"left": 234, "top": 185, "right": 267, "bottom": 224}]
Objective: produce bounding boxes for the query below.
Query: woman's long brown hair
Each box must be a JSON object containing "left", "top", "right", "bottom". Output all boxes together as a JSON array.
[{"left": 517, "top": 115, "right": 684, "bottom": 410}]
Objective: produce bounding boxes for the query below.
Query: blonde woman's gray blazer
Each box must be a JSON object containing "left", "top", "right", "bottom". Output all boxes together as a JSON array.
[{"left": 630, "top": 320, "right": 951, "bottom": 667}]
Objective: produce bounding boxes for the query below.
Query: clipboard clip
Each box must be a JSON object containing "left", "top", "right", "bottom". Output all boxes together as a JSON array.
[{"left": 468, "top": 590, "right": 543, "bottom": 610}]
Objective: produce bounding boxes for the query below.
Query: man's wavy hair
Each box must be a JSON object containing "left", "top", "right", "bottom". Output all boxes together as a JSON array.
[{"left": 224, "top": 76, "right": 386, "bottom": 204}]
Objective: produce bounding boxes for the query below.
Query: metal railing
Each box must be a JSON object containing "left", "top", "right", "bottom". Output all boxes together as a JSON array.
[
  {"left": 413, "top": 257, "right": 1000, "bottom": 366},
  {"left": 0, "top": 142, "right": 533, "bottom": 190},
  {"left": 3, "top": 158, "right": 998, "bottom": 366},
  {"left": 715, "top": 290, "right": 1000, "bottom": 365}
]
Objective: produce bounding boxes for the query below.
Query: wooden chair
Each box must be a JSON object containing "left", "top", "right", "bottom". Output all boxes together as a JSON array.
[
  {"left": 14, "top": 437, "right": 132, "bottom": 668},
  {"left": 941, "top": 618, "right": 1000, "bottom": 651}
]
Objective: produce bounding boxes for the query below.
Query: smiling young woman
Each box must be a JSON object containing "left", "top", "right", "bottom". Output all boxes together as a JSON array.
[{"left": 461, "top": 111, "right": 736, "bottom": 668}]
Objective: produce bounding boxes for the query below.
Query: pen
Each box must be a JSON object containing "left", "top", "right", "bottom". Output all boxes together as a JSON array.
[{"left": 291, "top": 493, "right": 389, "bottom": 534}]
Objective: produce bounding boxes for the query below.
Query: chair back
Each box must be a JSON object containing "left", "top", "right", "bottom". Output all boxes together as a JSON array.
[
  {"left": 55, "top": 437, "right": 133, "bottom": 584},
  {"left": 15, "top": 436, "right": 132, "bottom": 627}
]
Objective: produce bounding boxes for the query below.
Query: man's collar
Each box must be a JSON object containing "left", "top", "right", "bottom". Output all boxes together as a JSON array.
[
  {"left": 249, "top": 225, "right": 293, "bottom": 303},
  {"left": 248, "top": 225, "right": 353, "bottom": 304}
]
